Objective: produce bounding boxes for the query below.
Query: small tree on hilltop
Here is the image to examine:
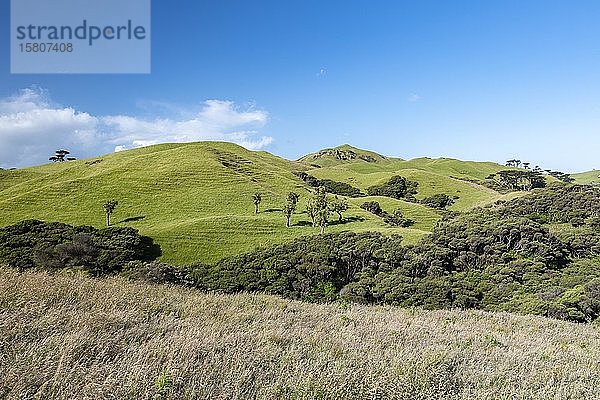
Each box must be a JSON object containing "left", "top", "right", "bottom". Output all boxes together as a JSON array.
[
  {"left": 329, "top": 195, "right": 349, "bottom": 222},
  {"left": 49, "top": 149, "right": 73, "bottom": 163},
  {"left": 103, "top": 199, "right": 118, "bottom": 227},
  {"left": 253, "top": 192, "right": 262, "bottom": 214}
]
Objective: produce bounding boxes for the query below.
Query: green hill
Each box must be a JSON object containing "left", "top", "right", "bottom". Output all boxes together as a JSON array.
[
  {"left": 0, "top": 142, "right": 518, "bottom": 264},
  {"left": 307, "top": 155, "right": 508, "bottom": 211},
  {"left": 573, "top": 170, "right": 600, "bottom": 185},
  {"left": 298, "top": 144, "right": 394, "bottom": 167}
]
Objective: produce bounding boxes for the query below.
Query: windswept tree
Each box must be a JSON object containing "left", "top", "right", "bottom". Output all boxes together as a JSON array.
[
  {"left": 253, "top": 192, "right": 262, "bottom": 214},
  {"left": 103, "top": 199, "right": 118, "bottom": 227},
  {"left": 496, "top": 170, "right": 545, "bottom": 191},
  {"left": 329, "top": 195, "right": 349, "bottom": 222},
  {"left": 49, "top": 149, "right": 76, "bottom": 162},
  {"left": 548, "top": 171, "right": 575, "bottom": 183}
]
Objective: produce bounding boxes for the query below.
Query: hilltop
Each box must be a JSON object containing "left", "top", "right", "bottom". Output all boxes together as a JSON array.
[
  {"left": 298, "top": 144, "right": 394, "bottom": 166},
  {"left": 0, "top": 142, "right": 552, "bottom": 264},
  {"left": 2, "top": 267, "right": 599, "bottom": 400}
]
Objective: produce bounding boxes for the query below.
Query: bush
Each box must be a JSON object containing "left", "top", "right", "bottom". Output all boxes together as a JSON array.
[
  {"left": 0, "top": 220, "right": 161, "bottom": 276},
  {"left": 383, "top": 209, "right": 414, "bottom": 227},
  {"left": 293, "top": 172, "right": 363, "bottom": 197},
  {"left": 420, "top": 193, "right": 455, "bottom": 209},
  {"left": 366, "top": 176, "right": 418, "bottom": 199},
  {"left": 122, "top": 261, "right": 197, "bottom": 287},
  {"left": 360, "top": 201, "right": 384, "bottom": 216}
]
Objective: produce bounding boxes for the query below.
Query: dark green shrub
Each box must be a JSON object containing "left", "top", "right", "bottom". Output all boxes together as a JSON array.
[
  {"left": 0, "top": 220, "right": 161, "bottom": 276},
  {"left": 366, "top": 176, "right": 418, "bottom": 199},
  {"left": 420, "top": 193, "right": 455, "bottom": 209}
]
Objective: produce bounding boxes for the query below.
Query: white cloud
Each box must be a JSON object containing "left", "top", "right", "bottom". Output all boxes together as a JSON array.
[{"left": 0, "top": 88, "right": 273, "bottom": 168}]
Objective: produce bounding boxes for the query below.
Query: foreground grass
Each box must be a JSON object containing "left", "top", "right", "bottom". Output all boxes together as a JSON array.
[{"left": 2, "top": 269, "right": 600, "bottom": 399}]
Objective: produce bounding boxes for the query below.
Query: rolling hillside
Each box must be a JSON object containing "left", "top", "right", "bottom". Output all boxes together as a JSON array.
[
  {"left": 303, "top": 145, "right": 509, "bottom": 211},
  {"left": 573, "top": 170, "right": 600, "bottom": 185},
  {"left": 0, "top": 142, "right": 517, "bottom": 264}
]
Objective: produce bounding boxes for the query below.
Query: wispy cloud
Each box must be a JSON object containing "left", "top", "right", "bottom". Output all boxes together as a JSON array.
[
  {"left": 0, "top": 87, "right": 273, "bottom": 168},
  {"left": 407, "top": 93, "right": 421, "bottom": 103}
]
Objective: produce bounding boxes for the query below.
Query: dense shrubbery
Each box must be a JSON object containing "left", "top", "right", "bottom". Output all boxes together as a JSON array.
[
  {"left": 0, "top": 220, "right": 161, "bottom": 276},
  {"left": 494, "top": 183, "right": 600, "bottom": 224},
  {"left": 366, "top": 175, "right": 418, "bottom": 200},
  {"left": 420, "top": 193, "right": 455, "bottom": 209},
  {"left": 191, "top": 232, "right": 390, "bottom": 301},
  {"left": 122, "top": 261, "right": 197, "bottom": 286},
  {"left": 293, "top": 172, "right": 363, "bottom": 197},
  {"left": 382, "top": 209, "right": 414, "bottom": 227},
  {"left": 184, "top": 208, "right": 600, "bottom": 321},
  {"left": 360, "top": 201, "right": 384, "bottom": 216}
]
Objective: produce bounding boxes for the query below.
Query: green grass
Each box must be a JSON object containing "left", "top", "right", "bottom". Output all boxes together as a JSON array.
[
  {"left": 2, "top": 267, "right": 600, "bottom": 400},
  {"left": 573, "top": 170, "right": 600, "bottom": 185},
  {"left": 0, "top": 142, "right": 517, "bottom": 264},
  {"left": 308, "top": 157, "right": 508, "bottom": 211}
]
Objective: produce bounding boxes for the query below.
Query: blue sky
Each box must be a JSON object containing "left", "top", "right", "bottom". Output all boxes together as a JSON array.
[{"left": 1, "top": 0, "right": 599, "bottom": 172}]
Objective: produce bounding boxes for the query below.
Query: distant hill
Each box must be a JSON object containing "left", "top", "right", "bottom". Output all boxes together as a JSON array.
[
  {"left": 0, "top": 141, "right": 542, "bottom": 264},
  {"left": 573, "top": 170, "right": 600, "bottom": 185},
  {"left": 298, "top": 144, "right": 394, "bottom": 167}
]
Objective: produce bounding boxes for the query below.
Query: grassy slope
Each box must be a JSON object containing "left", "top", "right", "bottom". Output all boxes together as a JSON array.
[
  {"left": 307, "top": 152, "right": 508, "bottom": 211},
  {"left": 573, "top": 170, "right": 600, "bottom": 185},
  {"left": 0, "top": 142, "right": 512, "bottom": 264},
  {"left": 2, "top": 268, "right": 600, "bottom": 400}
]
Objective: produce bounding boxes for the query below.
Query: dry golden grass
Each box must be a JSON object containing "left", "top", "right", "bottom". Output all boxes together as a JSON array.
[{"left": 1, "top": 268, "right": 600, "bottom": 399}]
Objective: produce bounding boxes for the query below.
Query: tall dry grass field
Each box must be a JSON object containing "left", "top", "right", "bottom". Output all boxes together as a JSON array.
[{"left": 1, "top": 268, "right": 600, "bottom": 399}]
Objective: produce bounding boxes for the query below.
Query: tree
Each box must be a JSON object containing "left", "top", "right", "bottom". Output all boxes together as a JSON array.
[
  {"left": 49, "top": 149, "right": 75, "bottom": 162},
  {"left": 287, "top": 192, "right": 300, "bottom": 206},
  {"left": 496, "top": 170, "right": 546, "bottom": 191},
  {"left": 306, "top": 198, "right": 318, "bottom": 227},
  {"left": 253, "top": 192, "right": 262, "bottom": 214},
  {"left": 308, "top": 187, "right": 330, "bottom": 234},
  {"left": 316, "top": 205, "right": 330, "bottom": 234},
  {"left": 282, "top": 192, "right": 299, "bottom": 227},
  {"left": 549, "top": 171, "right": 575, "bottom": 183},
  {"left": 103, "top": 199, "right": 118, "bottom": 227},
  {"left": 282, "top": 202, "right": 296, "bottom": 227},
  {"left": 329, "top": 196, "right": 349, "bottom": 222}
]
